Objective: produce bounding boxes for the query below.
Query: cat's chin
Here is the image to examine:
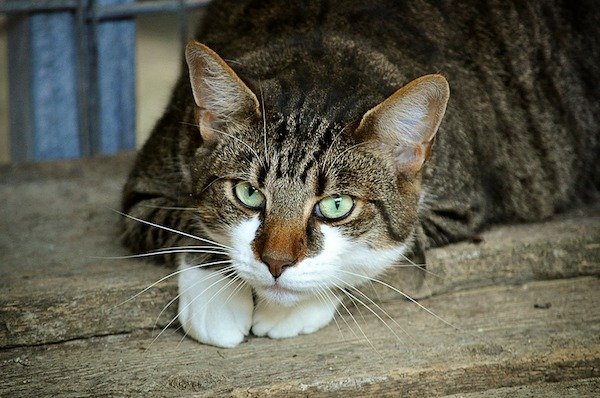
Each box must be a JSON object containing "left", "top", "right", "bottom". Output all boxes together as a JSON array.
[{"left": 254, "top": 284, "right": 307, "bottom": 307}]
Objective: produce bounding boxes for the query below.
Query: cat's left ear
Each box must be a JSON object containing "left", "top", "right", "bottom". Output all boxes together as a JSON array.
[
  {"left": 185, "top": 41, "right": 260, "bottom": 146},
  {"left": 356, "top": 74, "right": 449, "bottom": 175}
]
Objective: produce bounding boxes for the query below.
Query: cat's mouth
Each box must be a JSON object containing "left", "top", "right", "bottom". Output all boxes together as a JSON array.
[
  {"left": 264, "top": 282, "right": 298, "bottom": 293},
  {"left": 256, "top": 282, "right": 304, "bottom": 305}
]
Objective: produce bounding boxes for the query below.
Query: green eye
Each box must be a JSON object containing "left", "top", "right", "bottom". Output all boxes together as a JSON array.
[
  {"left": 234, "top": 181, "right": 266, "bottom": 210},
  {"left": 315, "top": 194, "right": 354, "bottom": 221}
]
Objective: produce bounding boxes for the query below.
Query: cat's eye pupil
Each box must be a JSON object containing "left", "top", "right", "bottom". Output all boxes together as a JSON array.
[{"left": 334, "top": 197, "right": 342, "bottom": 209}]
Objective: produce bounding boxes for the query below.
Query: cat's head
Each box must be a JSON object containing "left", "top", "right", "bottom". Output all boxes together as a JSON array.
[{"left": 184, "top": 41, "right": 449, "bottom": 306}]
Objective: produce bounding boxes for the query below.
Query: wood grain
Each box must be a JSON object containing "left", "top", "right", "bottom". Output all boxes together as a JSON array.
[
  {"left": 1, "top": 277, "right": 598, "bottom": 396},
  {"left": 0, "top": 155, "right": 598, "bottom": 396}
]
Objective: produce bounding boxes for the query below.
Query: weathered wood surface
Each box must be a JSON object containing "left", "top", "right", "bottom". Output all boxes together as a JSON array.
[
  {"left": 0, "top": 155, "right": 599, "bottom": 396},
  {"left": 444, "top": 378, "right": 599, "bottom": 397},
  {"left": 1, "top": 277, "right": 598, "bottom": 397}
]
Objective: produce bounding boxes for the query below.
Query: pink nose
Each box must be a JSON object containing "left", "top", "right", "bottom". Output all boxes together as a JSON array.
[{"left": 261, "top": 255, "right": 295, "bottom": 279}]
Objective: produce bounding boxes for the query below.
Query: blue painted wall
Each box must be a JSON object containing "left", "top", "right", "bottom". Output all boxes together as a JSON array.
[{"left": 7, "top": 0, "right": 136, "bottom": 161}]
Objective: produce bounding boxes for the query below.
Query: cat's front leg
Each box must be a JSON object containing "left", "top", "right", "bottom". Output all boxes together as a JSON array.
[
  {"left": 177, "top": 264, "right": 253, "bottom": 348},
  {"left": 251, "top": 295, "right": 338, "bottom": 339}
]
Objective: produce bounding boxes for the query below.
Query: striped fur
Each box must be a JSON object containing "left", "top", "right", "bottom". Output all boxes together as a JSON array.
[{"left": 120, "top": 0, "right": 599, "bottom": 347}]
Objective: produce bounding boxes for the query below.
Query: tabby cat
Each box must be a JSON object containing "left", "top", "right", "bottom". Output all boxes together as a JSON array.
[{"left": 121, "top": 0, "right": 599, "bottom": 348}]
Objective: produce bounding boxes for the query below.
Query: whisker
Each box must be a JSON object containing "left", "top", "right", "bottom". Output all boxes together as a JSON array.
[
  {"left": 338, "top": 270, "right": 461, "bottom": 331},
  {"left": 334, "top": 277, "right": 411, "bottom": 342},
  {"left": 388, "top": 262, "right": 444, "bottom": 280},
  {"left": 199, "top": 175, "right": 227, "bottom": 194},
  {"left": 145, "top": 245, "right": 227, "bottom": 253},
  {"left": 147, "top": 271, "right": 238, "bottom": 350},
  {"left": 115, "top": 210, "right": 232, "bottom": 250},
  {"left": 163, "top": 271, "right": 237, "bottom": 339},
  {"left": 337, "top": 283, "right": 368, "bottom": 325},
  {"left": 179, "top": 121, "right": 265, "bottom": 169},
  {"left": 345, "top": 281, "right": 412, "bottom": 340},
  {"left": 332, "top": 282, "right": 369, "bottom": 326},
  {"left": 200, "top": 172, "right": 252, "bottom": 194},
  {"left": 93, "top": 249, "right": 227, "bottom": 261},
  {"left": 313, "top": 289, "right": 337, "bottom": 333},
  {"left": 321, "top": 118, "right": 359, "bottom": 173},
  {"left": 325, "top": 287, "right": 362, "bottom": 340},
  {"left": 365, "top": 279, "right": 381, "bottom": 302},
  {"left": 325, "top": 141, "right": 371, "bottom": 177},
  {"left": 137, "top": 204, "right": 198, "bottom": 211},
  {"left": 334, "top": 281, "right": 400, "bottom": 342},
  {"left": 221, "top": 277, "right": 247, "bottom": 308},
  {"left": 111, "top": 259, "right": 232, "bottom": 310},
  {"left": 254, "top": 294, "right": 269, "bottom": 308},
  {"left": 316, "top": 284, "right": 361, "bottom": 340},
  {"left": 152, "top": 265, "right": 236, "bottom": 331},
  {"left": 397, "top": 253, "right": 445, "bottom": 279},
  {"left": 177, "top": 274, "right": 242, "bottom": 346},
  {"left": 315, "top": 286, "right": 348, "bottom": 341},
  {"left": 258, "top": 81, "right": 269, "bottom": 166},
  {"left": 331, "top": 284, "right": 379, "bottom": 354}
]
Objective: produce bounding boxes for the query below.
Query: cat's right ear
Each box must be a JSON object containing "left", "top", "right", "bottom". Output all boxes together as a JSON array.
[{"left": 185, "top": 41, "right": 260, "bottom": 146}]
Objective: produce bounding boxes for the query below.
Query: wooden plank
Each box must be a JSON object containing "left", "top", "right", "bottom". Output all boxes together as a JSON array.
[
  {"left": 442, "top": 378, "right": 599, "bottom": 397},
  {"left": 0, "top": 154, "right": 598, "bottom": 348},
  {"left": 376, "top": 208, "right": 600, "bottom": 302},
  {"left": 0, "top": 277, "right": 598, "bottom": 397}
]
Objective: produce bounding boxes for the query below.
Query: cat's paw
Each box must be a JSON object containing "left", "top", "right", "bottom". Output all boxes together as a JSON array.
[
  {"left": 251, "top": 296, "right": 337, "bottom": 339},
  {"left": 177, "top": 266, "right": 253, "bottom": 348}
]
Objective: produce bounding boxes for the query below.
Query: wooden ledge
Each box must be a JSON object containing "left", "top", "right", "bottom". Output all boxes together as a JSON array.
[{"left": 0, "top": 154, "right": 598, "bottom": 396}]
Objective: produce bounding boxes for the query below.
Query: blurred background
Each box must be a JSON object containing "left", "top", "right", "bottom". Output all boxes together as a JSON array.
[
  {"left": 1, "top": 16, "right": 9, "bottom": 164},
  {"left": 0, "top": 3, "right": 205, "bottom": 164}
]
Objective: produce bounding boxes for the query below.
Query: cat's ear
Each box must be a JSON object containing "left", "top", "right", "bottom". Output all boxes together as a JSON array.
[
  {"left": 356, "top": 74, "right": 449, "bottom": 175},
  {"left": 185, "top": 41, "right": 260, "bottom": 146}
]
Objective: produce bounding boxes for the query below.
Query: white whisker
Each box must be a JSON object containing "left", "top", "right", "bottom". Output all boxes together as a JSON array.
[
  {"left": 331, "top": 284, "right": 378, "bottom": 353},
  {"left": 152, "top": 265, "right": 236, "bottom": 331},
  {"left": 338, "top": 270, "right": 460, "bottom": 331},
  {"left": 315, "top": 286, "right": 349, "bottom": 341},
  {"left": 321, "top": 119, "right": 358, "bottom": 173},
  {"left": 146, "top": 245, "right": 226, "bottom": 253},
  {"left": 116, "top": 210, "right": 232, "bottom": 250},
  {"left": 138, "top": 204, "right": 198, "bottom": 211},
  {"left": 258, "top": 81, "right": 269, "bottom": 166},
  {"left": 94, "top": 249, "right": 227, "bottom": 261},
  {"left": 111, "top": 259, "right": 232, "bottom": 310},
  {"left": 200, "top": 175, "right": 227, "bottom": 194},
  {"left": 147, "top": 270, "right": 237, "bottom": 350},
  {"left": 219, "top": 276, "right": 247, "bottom": 310},
  {"left": 325, "top": 141, "right": 371, "bottom": 177},
  {"left": 179, "top": 121, "right": 265, "bottom": 169},
  {"left": 397, "top": 253, "right": 444, "bottom": 279},
  {"left": 177, "top": 274, "right": 241, "bottom": 346},
  {"left": 334, "top": 276, "right": 410, "bottom": 341},
  {"left": 334, "top": 283, "right": 398, "bottom": 341}
]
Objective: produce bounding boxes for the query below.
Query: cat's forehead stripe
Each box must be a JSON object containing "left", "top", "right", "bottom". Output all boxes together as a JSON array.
[{"left": 264, "top": 112, "right": 340, "bottom": 183}]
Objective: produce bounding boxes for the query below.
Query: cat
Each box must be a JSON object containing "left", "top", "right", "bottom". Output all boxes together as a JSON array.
[{"left": 121, "top": 0, "right": 599, "bottom": 348}]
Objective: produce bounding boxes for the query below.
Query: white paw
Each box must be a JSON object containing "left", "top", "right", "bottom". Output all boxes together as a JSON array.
[
  {"left": 251, "top": 295, "right": 337, "bottom": 339},
  {"left": 177, "top": 265, "right": 253, "bottom": 348}
]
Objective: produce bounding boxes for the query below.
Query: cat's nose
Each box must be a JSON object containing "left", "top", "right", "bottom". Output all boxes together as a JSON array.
[{"left": 262, "top": 255, "right": 295, "bottom": 279}]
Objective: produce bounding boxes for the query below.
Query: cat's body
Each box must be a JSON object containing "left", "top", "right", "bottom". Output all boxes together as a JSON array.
[{"left": 122, "top": 0, "right": 599, "bottom": 347}]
